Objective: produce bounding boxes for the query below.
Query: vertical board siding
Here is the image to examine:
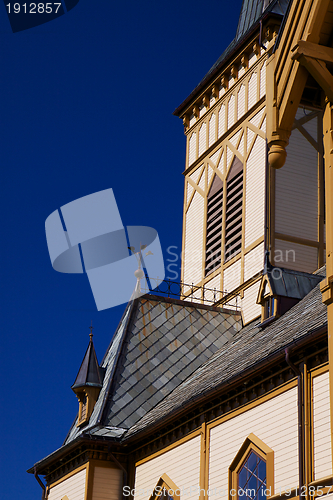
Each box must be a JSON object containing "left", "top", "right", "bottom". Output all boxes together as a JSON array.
[
  {"left": 48, "top": 469, "right": 86, "bottom": 500},
  {"left": 248, "top": 73, "right": 258, "bottom": 110},
  {"left": 228, "top": 95, "right": 235, "bottom": 130},
  {"left": 134, "top": 436, "right": 201, "bottom": 500},
  {"left": 223, "top": 259, "right": 242, "bottom": 292},
  {"left": 313, "top": 371, "right": 332, "bottom": 479},
  {"left": 208, "top": 388, "right": 298, "bottom": 497},
  {"left": 260, "top": 62, "right": 266, "bottom": 98},
  {"left": 244, "top": 242, "right": 264, "bottom": 281},
  {"left": 209, "top": 114, "right": 216, "bottom": 147},
  {"left": 189, "top": 133, "right": 197, "bottom": 166},
  {"left": 245, "top": 135, "right": 266, "bottom": 247},
  {"left": 238, "top": 85, "right": 246, "bottom": 120},
  {"left": 218, "top": 105, "right": 225, "bottom": 138},
  {"left": 275, "top": 128, "right": 318, "bottom": 241},
  {"left": 274, "top": 239, "right": 318, "bottom": 273},
  {"left": 184, "top": 192, "right": 204, "bottom": 285},
  {"left": 199, "top": 123, "right": 207, "bottom": 158},
  {"left": 241, "top": 281, "right": 261, "bottom": 323},
  {"left": 92, "top": 467, "right": 122, "bottom": 500}
]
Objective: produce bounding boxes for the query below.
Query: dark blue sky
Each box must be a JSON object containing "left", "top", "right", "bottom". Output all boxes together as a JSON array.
[{"left": 0, "top": 1, "right": 242, "bottom": 497}]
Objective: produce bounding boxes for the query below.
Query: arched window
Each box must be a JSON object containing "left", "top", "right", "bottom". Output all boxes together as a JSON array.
[{"left": 228, "top": 433, "right": 274, "bottom": 500}]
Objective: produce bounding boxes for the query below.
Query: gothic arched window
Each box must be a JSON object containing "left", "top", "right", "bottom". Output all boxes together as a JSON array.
[
  {"left": 228, "top": 433, "right": 274, "bottom": 500},
  {"left": 238, "top": 451, "right": 266, "bottom": 500}
]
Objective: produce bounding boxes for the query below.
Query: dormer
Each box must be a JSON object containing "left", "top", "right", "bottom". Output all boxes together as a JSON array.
[
  {"left": 257, "top": 253, "right": 323, "bottom": 326},
  {"left": 71, "top": 328, "right": 104, "bottom": 427}
]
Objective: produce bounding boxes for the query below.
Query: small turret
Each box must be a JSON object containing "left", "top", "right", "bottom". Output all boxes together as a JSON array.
[{"left": 72, "top": 325, "right": 103, "bottom": 427}]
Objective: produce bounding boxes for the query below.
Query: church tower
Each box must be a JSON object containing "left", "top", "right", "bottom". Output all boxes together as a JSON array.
[
  {"left": 29, "top": 1, "right": 333, "bottom": 499},
  {"left": 174, "top": 0, "right": 325, "bottom": 325}
]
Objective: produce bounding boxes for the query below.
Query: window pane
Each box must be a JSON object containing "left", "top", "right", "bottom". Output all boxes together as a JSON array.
[{"left": 238, "top": 451, "right": 266, "bottom": 500}]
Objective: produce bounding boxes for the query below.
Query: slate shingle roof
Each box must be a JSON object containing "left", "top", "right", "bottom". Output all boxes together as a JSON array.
[
  {"left": 124, "top": 272, "right": 327, "bottom": 439},
  {"left": 64, "top": 295, "right": 242, "bottom": 445}
]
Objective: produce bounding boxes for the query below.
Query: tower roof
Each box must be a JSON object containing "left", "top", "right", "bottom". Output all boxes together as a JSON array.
[
  {"left": 173, "top": 0, "right": 290, "bottom": 117},
  {"left": 64, "top": 294, "right": 242, "bottom": 445},
  {"left": 72, "top": 330, "right": 102, "bottom": 390}
]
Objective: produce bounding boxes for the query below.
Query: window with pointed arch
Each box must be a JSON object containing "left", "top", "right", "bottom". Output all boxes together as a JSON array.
[
  {"left": 149, "top": 474, "right": 180, "bottom": 500},
  {"left": 228, "top": 434, "right": 274, "bottom": 500}
]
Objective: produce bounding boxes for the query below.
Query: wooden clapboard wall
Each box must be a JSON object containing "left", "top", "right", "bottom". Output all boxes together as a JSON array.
[
  {"left": 273, "top": 109, "right": 324, "bottom": 273},
  {"left": 182, "top": 48, "right": 267, "bottom": 324},
  {"left": 134, "top": 436, "right": 201, "bottom": 500}
]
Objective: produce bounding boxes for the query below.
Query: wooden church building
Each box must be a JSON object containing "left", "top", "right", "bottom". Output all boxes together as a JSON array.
[{"left": 29, "top": 0, "right": 333, "bottom": 499}]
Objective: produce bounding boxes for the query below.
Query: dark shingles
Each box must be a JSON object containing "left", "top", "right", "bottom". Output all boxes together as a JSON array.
[{"left": 125, "top": 279, "right": 326, "bottom": 438}]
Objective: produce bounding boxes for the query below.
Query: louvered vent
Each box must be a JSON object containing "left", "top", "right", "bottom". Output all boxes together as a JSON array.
[
  {"left": 225, "top": 157, "right": 243, "bottom": 262},
  {"left": 80, "top": 394, "right": 87, "bottom": 421},
  {"left": 205, "top": 175, "right": 223, "bottom": 276}
]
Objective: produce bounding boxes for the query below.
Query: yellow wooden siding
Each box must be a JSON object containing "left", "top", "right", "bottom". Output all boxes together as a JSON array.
[
  {"left": 228, "top": 95, "right": 235, "bottom": 130},
  {"left": 205, "top": 274, "right": 222, "bottom": 302},
  {"left": 198, "top": 168, "right": 205, "bottom": 191},
  {"left": 245, "top": 135, "right": 266, "bottom": 248},
  {"left": 199, "top": 105, "right": 205, "bottom": 118},
  {"left": 249, "top": 52, "right": 257, "bottom": 67},
  {"left": 248, "top": 71, "right": 258, "bottom": 111},
  {"left": 92, "top": 467, "right": 122, "bottom": 500},
  {"left": 134, "top": 436, "right": 201, "bottom": 500},
  {"left": 189, "top": 114, "right": 196, "bottom": 128},
  {"left": 275, "top": 129, "right": 318, "bottom": 241},
  {"left": 48, "top": 469, "right": 86, "bottom": 500},
  {"left": 218, "top": 105, "right": 226, "bottom": 138},
  {"left": 189, "top": 165, "right": 203, "bottom": 184},
  {"left": 208, "top": 387, "right": 298, "bottom": 497},
  {"left": 209, "top": 148, "right": 221, "bottom": 167},
  {"left": 188, "top": 133, "right": 197, "bottom": 166},
  {"left": 313, "top": 371, "right": 332, "bottom": 480},
  {"left": 238, "top": 65, "right": 246, "bottom": 78},
  {"left": 274, "top": 239, "right": 318, "bottom": 273},
  {"left": 184, "top": 191, "right": 204, "bottom": 285},
  {"left": 223, "top": 259, "right": 242, "bottom": 293},
  {"left": 199, "top": 123, "right": 207, "bottom": 158},
  {"left": 219, "top": 85, "right": 226, "bottom": 98},
  {"left": 226, "top": 146, "right": 233, "bottom": 172},
  {"left": 260, "top": 62, "right": 266, "bottom": 98},
  {"left": 186, "top": 182, "right": 195, "bottom": 206},
  {"left": 241, "top": 281, "right": 261, "bottom": 324},
  {"left": 238, "top": 85, "right": 246, "bottom": 120},
  {"left": 250, "top": 107, "right": 265, "bottom": 128},
  {"left": 209, "top": 114, "right": 216, "bottom": 147},
  {"left": 244, "top": 242, "right": 264, "bottom": 281},
  {"left": 229, "top": 129, "right": 242, "bottom": 149}
]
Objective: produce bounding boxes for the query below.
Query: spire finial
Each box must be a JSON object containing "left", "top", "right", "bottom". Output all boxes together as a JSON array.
[{"left": 89, "top": 321, "right": 93, "bottom": 341}]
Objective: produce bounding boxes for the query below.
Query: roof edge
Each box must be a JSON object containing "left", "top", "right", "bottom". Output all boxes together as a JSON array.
[{"left": 173, "top": 11, "right": 283, "bottom": 118}]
